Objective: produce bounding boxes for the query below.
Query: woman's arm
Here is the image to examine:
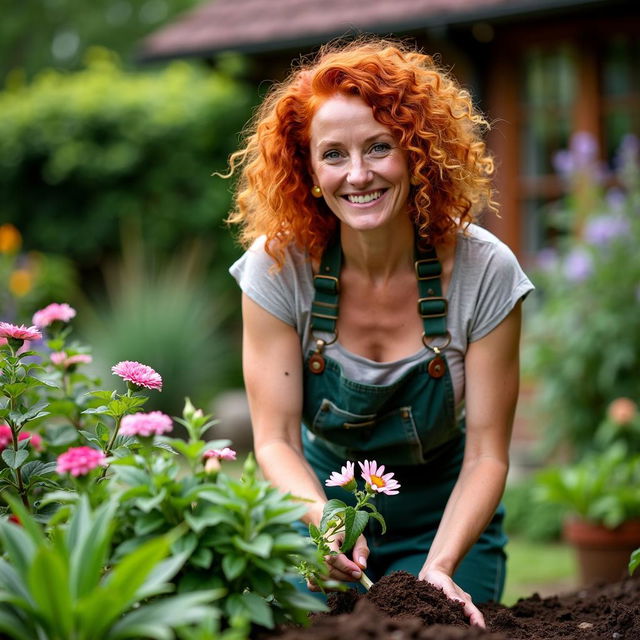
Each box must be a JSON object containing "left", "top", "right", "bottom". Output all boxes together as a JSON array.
[
  {"left": 419, "top": 301, "right": 523, "bottom": 626},
  {"left": 241, "top": 294, "right": 367, "bottom": 582}
]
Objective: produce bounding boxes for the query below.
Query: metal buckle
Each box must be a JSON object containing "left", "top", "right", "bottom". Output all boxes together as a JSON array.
[
  {"left": 422, "top": 331, "right": 452, "bottom": 351},
  {"left": 414, "top": 258, "right": 442, "bottom": 281},
  {"left": 417, "top": 296, "right": 448, "bottom": 319},
  {"left": 313, "top": 274, "right": 340, "bottom": 293}
]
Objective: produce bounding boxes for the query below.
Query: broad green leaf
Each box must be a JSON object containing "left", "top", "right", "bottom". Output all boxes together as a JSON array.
[
  {"left": 277, "top": 589, "right": 329, "bottom": 612},
  {"left": 90, "top": 390, "right": 118, "bottom": 402},
  {"left": 69, "top": 498, "right": 118, "bottom": 599},
  {"left": 135, "top": 489, "right": 167, "bottom": 513},
  {"left": 106, "top": 590, "right": 221, "bottom": 640},
  {"left": 20, "top": 461, "right": 57, "bottom": 485},
  {"left": 261, "top": 502, "right": 309, "bottom": 526},
  {"left": 135, "top": 551, "right": 192, "bottom": 600},
  {"left": 0, "top": 605, "right": 34, "bottom": 640},
  {"left": 249, "top": 569, "right": 273, "bottom": 595},
  {"left": 27, "top": 546, "right": 74, "bottom": 637},
  {"left": 241, "top": 592, "right": 274, "bottom": 628},
  {"left": 222, "top": 554, "right": 247, "bottom": 581},
  {"left": 272, "top": 532, "right": 308, "bottom": 552},
  {"left": 45, "top": 425, "right": 79, "bottom": 446},
  {"left": 184, "top": 507, "right": 238, "bottom": 533},
  {"left": 190, "top": 546, "right": 213, "bottom": 569},
  {"left": 320, "top": 499, "right": 348, "bottom": 531},
  {"left": 232, "top": 534, "right": 273, "bottom": 558},
  {"left": 341, "top": 508, "right": 368, "bottom": 553},
  {"left": 0, "top": 521, "right": 36, "bottom": 578},
  {"left": 1, "top": 449, "right": 28, "bottom": 469},
  {"left": 367, "top": 510, "right": 387, "bottom": 534},
  {"left": 133, "top": 512, "right": 166, "bottom": 537},
  {"left": 0, "top": 558, "right": 32, "bottom": 604}
]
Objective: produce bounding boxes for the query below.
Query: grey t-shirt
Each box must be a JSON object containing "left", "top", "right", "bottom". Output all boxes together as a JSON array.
[{"left": 229, "top": 224, "right": 534, "bottom": 412}]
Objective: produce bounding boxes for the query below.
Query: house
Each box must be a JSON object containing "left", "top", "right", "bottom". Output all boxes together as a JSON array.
[{"left": 138, "top": 0, "right": 639, "bottom": 264}]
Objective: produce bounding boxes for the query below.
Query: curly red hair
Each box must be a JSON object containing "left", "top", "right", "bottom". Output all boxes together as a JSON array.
[{"left": 225, "top": 38, "right": 497, "bottom": 265}]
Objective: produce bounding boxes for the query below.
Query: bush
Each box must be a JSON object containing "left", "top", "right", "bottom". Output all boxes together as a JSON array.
[{"left": 0, "top": 48, "right": 252, "bottom": 275}]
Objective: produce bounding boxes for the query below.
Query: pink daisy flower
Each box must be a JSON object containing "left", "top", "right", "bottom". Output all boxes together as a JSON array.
[
  {"left": 56, "top": 446, "right": 107, "bottom": 477},
  {"left": 120, "top": 411, "right": 173, "bottom": 437},
  {"left": 51, "top": 352, "right": 92, "bottom": 368},
  {"left": 325, "top": 461, "right": 356, "bottom": 490},
  {"left": 358, "top": 460, "right": 401, "bottom": 496},
  {"left": 0, "top": 425, "right": 12, "bottom": 450},
  {"left": 203, "top": 447, "right": 237, "bottom": 461},
  {"left": 112, "top": 360, "right": 162, "bottom": 391},
  {"left": 0, "top": 322, "right": 41, "bottom": 342},
  {"left": 32, "top": 303, "right": 76, "bottom": 328},
  {"left": 18, "top": 431, "right": 43, "bottom": 451}
]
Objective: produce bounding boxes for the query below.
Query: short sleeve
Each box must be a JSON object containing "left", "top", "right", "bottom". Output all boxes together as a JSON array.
[
  {"left": 229, "top": 237, "right": 298, "bottom": 327},
  {"left": 467, "top": 239, "right": 534, "bottom": 342}
]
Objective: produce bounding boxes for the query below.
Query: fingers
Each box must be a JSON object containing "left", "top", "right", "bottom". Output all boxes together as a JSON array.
[
  {"left": 325, "top": 551, "right": 363, "bottom": 581},
  {"left": 352, "top": 535, "right": 369, "bottom": 570}
]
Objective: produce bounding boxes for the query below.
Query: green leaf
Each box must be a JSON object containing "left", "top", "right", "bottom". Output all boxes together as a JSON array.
[
  {"left": 0, "top": 521, "right": 36, "bottom": 579},
  {"left": 184, "top": 507, "right": 238, "bottom": 533},
  {"left": 232, "top": 534, "right": 273, "bottom": 558},
  {"left": 27, "top": 546, "right": 74, "bottom": 637},
  {"left": 222, "top": 554, "right": 247, "bottom": 581},
  {"left": 45, "top": 424, "right": 79, "bottom": 447},
  {"left": 106, "top": 590, "right": 220, "bottom": 640},
  {"left": 190, "top": 546, "right": 213, "bottom": 570},
  {"left": 367, "top": 510, "right": 387, "bottom": 535},
  {"left": 0, "top": 605, "right": 35, "bottom": 640},
  {"left": 1, "top": 449, "right": 28, "bottom": 469},
  {"left": 241, "top": 592, "right": 274, "bottom": 628},
  {"left": 630, "top": 548, "right": 640, "bottom": 575},
  {"left": 133, "top": 512, "right": 166, "bottom": 537},
  {"left": 341, "top": 508, "right": 368, "bottom": 553},
  {"left": 135, "top": 489, "right": 167, "bottom": 513},
  {"left": 272, "top": 532, "right": 308, "bottom": 552},
  {"left": 320, "top": 499, "right": 347, "bottom": 531},
  {"left": 20, "top": 461, "right": 57, "bottom": 485}
]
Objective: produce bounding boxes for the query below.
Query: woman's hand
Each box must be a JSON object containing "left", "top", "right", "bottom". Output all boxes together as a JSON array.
[
  {"left": 418, "top": 567, "right": 486, "bottom": 628},
  {"left": 307, "top": 533, "right": 369, "bottom": 591}
]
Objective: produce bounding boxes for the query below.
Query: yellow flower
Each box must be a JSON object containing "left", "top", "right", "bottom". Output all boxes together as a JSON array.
[
  {"left": 0, "top": 224, "right": 21, "bottom": 254},
  {"left": 9, "top": 269, "right": 32, "bottom": 297}
]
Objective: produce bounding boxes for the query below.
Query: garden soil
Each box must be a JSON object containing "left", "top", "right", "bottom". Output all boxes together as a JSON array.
[{"left": 265, "top": 570, "right": 640, "bottom": 639}]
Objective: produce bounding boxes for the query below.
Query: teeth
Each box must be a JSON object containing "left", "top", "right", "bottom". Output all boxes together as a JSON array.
[{"left": 347, "top": 190, "right": 382, "bottom": 204}]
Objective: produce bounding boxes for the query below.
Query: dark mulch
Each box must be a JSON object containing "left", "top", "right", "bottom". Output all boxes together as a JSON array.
[{"left": 262, "top": 570, "right": 640, "bottom": 639}]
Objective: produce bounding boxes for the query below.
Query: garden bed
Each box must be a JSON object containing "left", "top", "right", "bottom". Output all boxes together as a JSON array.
[{"left": 265, "top": 570, "right": 640, "bottom": 639}]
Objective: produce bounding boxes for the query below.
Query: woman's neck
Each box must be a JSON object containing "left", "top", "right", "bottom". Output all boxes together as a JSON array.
[{"left": 339, "top": 219, "right": 416, "bottom": 282}]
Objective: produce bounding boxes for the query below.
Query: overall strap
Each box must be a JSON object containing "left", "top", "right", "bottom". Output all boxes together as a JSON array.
[
  {"left": 415, "top": 243, "right": 448, "bottom": 338},
  {"left": 310, "top": 236, "right": 342, "bottom": 337}
]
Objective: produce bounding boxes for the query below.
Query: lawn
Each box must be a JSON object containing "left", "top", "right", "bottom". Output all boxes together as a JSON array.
[{"left": 502, "top": 536, "right": 577, "bottom": 605}]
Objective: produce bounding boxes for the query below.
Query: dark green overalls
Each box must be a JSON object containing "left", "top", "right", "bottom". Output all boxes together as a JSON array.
[{"left": 299, "top": 237, "right": 507, "bottom": 603}]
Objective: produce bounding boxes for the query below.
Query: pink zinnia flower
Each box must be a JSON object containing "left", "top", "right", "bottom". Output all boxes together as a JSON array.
[
  {"left": 112, "top": 360, "right": 162, "bottom": 391},
  {"left": 51, "top": 351, "right": 92, "bottom": 368},
  {"left": 18, "top": 431, "right": 43, "bottom": 451},
  {"left": 120, "top": 411, "right": 173, "bottom": 437},
  {"left": 0, "top": 425, "right": 12, "bottom": 450},
  {"left": 359, "top": 460, "right": 401, "bottom": 496},
  {"left": 0, "top": 322, "right": 41, "bottom": 342},
  {"left": 56, "top": 446, "right": 107, "bottom": 476},
  {"left": 32, "top": 303, "right": 76, "bottom": 328},
  {"left": 203, "top": 447, "right": 237, "bottom": 461},
  {"left": 325, "top": 461, "right": 356, "bottom": 490}
]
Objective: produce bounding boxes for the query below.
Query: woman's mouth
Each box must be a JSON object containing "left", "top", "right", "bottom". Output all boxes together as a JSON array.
[{"left": 343, "top": 190, "right": 386, "bottom": 204}]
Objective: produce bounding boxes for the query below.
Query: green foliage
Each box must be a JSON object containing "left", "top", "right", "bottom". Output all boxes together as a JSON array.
[
  {"left": 0, "top": 0, "right": 204, "bottom": 83},
  {"left": 535, "top": 444, "right": 640, "bottom": 529},
  {"left": 523, "top": 133, "right": 640, "bottom": 456},
  {"left": 0, "top": 50, "right": 251, "bottom": 275},
  {"left": 0, "top": 495, "right": 222, "bottom": 640},
  {"left": 112, "top": 454, "right": 327, "bottom": 629},
  {"left": 502, "top": 481, "right": 565, "bottom": 542}
]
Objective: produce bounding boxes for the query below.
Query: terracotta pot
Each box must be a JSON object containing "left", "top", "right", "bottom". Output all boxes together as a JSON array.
[{"left": 563, "top": 518, "right": 640, "bottom": 586}]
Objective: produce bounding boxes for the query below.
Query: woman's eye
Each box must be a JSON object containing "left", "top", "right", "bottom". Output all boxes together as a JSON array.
[
  {"left": 371, "top": 142, "right": 391, "bottom": 154},
  {"left": 323, "top": 150, "right": 342, "bottom": 161}
]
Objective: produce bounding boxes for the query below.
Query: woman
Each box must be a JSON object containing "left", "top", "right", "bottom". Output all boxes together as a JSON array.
[{"left": 227, "top": 39, "right": 533, "bottom": 627}]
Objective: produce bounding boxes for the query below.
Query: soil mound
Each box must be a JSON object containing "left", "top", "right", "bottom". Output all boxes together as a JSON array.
[{"left": 266, "top": 570, "right": 640, "bottom": 640}]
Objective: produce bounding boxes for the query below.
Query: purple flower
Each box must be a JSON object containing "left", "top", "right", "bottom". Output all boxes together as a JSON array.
[
  {"left": 535, "top": 247, "right": 559, "bottom": 272},
  {"left": 583, "top": 215, "right": 630, "bottom": 247},
  {"left": 563, "top": 248, "right": 593, "bottom": 283}
]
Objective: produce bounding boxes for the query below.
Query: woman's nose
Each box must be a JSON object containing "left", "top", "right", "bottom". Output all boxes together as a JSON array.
[{"left": 347, "top": 158, "right": 372, "bottom": 187}]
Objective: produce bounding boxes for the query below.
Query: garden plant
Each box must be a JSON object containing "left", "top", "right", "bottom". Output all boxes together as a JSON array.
[{"left": 0, "top": 304, "right": 325, "bottom": 639}]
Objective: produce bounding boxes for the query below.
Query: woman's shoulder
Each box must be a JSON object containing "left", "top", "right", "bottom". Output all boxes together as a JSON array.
[{"left": 456, "top": 223, "right": 522, "bottom": 270}]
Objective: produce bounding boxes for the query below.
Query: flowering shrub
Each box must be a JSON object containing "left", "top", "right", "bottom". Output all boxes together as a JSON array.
[
  {"left": 306, "top": 459, "right": 401, "bottom": 590},
  {"left": 524, "top": 133, "right": 640, "bottom": 455},
  {"left": 0, "top": 303, "right": 325, "bottom": 636}
]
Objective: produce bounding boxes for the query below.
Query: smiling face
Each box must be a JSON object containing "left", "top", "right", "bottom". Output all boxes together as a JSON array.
[{"left": 308, "top": 94, "right": 410, "bottom": 235}]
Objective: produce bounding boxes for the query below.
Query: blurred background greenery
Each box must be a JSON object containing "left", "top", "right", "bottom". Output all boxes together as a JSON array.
[{"left": 0, "top": 1, "right": 257, "bottom": 417}]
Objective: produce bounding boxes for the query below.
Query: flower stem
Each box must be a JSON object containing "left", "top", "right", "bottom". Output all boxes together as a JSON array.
[{"left": 359, "top": 571, "right": 373, "bottom": 591}]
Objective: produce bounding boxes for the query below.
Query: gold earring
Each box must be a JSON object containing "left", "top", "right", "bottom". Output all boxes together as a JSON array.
[{"left": 311, "top": 185, "right": 322, "bottom": 198}]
